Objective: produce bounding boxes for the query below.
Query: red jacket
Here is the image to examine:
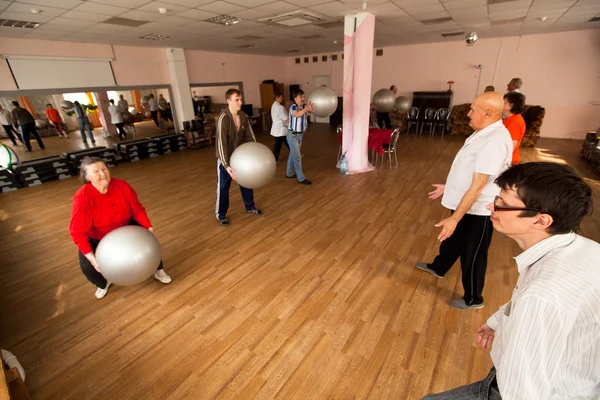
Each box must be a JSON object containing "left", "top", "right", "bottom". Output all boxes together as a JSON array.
[{"left": 69, "top": 178, "right": 152, "bottom": 254}]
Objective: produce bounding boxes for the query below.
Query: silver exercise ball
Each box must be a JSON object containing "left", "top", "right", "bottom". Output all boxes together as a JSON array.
[
  {"left": 373, "top": 89, "right": 396, "bottom": 113},
  {"left": 61, "top": 100, "right": 74, "bottom": 110},
  {"left": 308, "top": 87, "right": 338, "bottom": 118},
  {"left": 95, "top": 225, "right": 162, "bottom": 286},
  {"left": 35, "top": 119, "right": 47, "bottom": 129},
  {"left": 394, "top": 96, "right": 411, "bottom": 112},
  {"left": 141, "top": 96, "right": 150, "bottom": 105},
  {"left": 230, "top": 142, "right": 276, "bottom": 189},
  {"left": 144, "top": 111, "right": 152, "bottom": 118},
  {"left": 465, "top": 32, "right": 478, "bottom": 45},
  {"left": 128, "top": 107, "right": 139, "bottom": 116}
]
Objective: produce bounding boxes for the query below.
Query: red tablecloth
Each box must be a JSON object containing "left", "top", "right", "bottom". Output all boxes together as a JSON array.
[{"left": 337, "top": 128, "right": 393, "bottom": 155}]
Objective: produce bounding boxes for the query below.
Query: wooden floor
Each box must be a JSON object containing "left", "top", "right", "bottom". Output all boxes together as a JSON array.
[{"left": 0, "top": 126, "right": 599, "bottom": 400}]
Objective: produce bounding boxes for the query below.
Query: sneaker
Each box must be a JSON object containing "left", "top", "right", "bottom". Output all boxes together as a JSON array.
[
  {"left": 246, "top": 208, "right": 263, "bottom": 216},
  {"left": 415, "top": 262, "right": 443, "bottom": 278},
  {"left": 154, "top": 270, "right": 172, "bottom": 284},
  {"left": 299, "top": 179, "right": 312, "bottom": 185},
  {"left": 95, "top": 282, "right": 112, "bottom": 299},
  {"left": 449, "top": 298, "right": 484, "bottom": 310},
  {"left": 218, "top": 217, "right": 230, "bottom": 226}
]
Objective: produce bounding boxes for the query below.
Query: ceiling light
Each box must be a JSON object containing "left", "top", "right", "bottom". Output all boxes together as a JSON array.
[
  {"left": 205, "top": 15, "right": 242, "bottom": 26},
  {"left": 140, "top": 34, "right": 169, "bottom": 41},
  {"left": 158, "top": 8, "right": 168, "bottom": 15},
  {"left": 31, "top": 9, "right": 42, "bottom": 14},
  {"left": 539, "top": 16, "right": 547, "bottom": 22},
  {"left": 0, "top": 19, "right": 41, "bottom": 28}
]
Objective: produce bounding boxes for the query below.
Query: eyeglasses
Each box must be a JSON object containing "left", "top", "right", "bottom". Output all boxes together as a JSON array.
[{"left": 493, "top": 196, "right": 541, "bottom": 213}]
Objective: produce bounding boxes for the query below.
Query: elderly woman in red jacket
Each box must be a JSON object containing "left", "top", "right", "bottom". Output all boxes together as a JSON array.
[{"left": 69, "top": 157, "right": 172, "bottom": 299}]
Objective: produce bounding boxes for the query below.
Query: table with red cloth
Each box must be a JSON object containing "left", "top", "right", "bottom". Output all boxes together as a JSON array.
[{"left": 337, "top": 128, "right": 393, "bottom": 156}]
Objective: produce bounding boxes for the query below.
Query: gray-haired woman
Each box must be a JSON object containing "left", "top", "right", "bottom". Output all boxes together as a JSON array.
[{"left": 68, "top": 157, "right": 171, "bottom": 299}]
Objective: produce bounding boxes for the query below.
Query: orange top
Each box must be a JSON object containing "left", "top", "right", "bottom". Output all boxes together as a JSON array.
[
  {"left": 45, "top": 108, "right": 62, "bottom": 123},
  {"left": 503, "top": 114, "right": 526, "bottom": 164}
]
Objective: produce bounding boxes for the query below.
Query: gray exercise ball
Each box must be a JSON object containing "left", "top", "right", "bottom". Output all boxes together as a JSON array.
[
  {"left": 308, "top": 87, "right": 338, "bottom": 118},
  {"left": 373, "top": 89, "right": 396, "bottom": 113},
  {"left": 95, "top": 225, "right": 161, "bottom": 286},
  {"left": 394, "top": 96, "right": 411, "bottom": 112},
  {"left": 144, "top": 111, "right": 152, "bottom": 118},
  {"left": 128, "top": 107, "right": 139, "bottom": 116},
  {"left": 61, "top": 100, "right": 74, "bottom": 110},
  {"left": 230, "top": 142, "right": 276, "bottom": 189},
  {"left": 35, "top": 119, "right": 47, "bottom": 129},
  {"left": 141, "top": 96, "right": 150, "bottom": 105}
]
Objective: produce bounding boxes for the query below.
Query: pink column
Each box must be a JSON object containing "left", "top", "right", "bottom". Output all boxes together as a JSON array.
[
  {"left": 342, "top": 12, "right": 375, "bottom": 174},
  {"left": 93, "top": 92, "right": 117, "bottom": 138}
]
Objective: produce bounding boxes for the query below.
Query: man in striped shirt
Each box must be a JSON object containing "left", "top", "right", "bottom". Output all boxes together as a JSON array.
[
  {"left": 286, "top": 89, "right": 314, "bottom": 185},
  {"left": 423, "top": 162, "right": 599, "bottom": 399}
]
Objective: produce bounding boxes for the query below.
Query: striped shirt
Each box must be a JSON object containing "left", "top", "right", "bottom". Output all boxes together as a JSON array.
[
  {"left": 487, "top": 233, "right": 600, "bottom": 400},
  {"left": 289, "top": 103, "right": 307, "bottom": 133}
]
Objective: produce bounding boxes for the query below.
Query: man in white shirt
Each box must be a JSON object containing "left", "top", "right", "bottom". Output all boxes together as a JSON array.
[
  {"left": 416, "top": 92, "right": 512, "bottom": 310},
  {"left": 148, "top": 94, "right": 159, "bottom": 128},
  {"left": 0, "top": 104, "right": 22, "bottom": 146},
  {"left": 423, "top": 162, "right": 599, "bottom": 400},
  {"left": 108, "top": 99, "right": 126, "bottom": 139},
  {"left": 506, "top": 78, "right": 522, "bottom": 93},
  {"left": 270, "top": 90, "right": 289, "bottom": 161}
]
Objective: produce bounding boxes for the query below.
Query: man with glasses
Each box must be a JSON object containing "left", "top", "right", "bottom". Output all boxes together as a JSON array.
[
  {"left": 423, "top": 162, "right": 598, "bottom": 400},
  {"left": 416, "top": 92, "right": 512, "bottom": 310}
]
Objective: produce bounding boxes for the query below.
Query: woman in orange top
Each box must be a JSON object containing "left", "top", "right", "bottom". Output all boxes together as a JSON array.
[
  {"left": 45, "top": 103, "right": 69, "bottom": 138},
  {"left": 502, "top": 92, "right": 526, "bottom": 165}
]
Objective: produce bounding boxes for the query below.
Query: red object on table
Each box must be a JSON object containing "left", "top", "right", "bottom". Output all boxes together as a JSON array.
[{"left": 337, "top": 128, "right": 393, "bottom": 156}]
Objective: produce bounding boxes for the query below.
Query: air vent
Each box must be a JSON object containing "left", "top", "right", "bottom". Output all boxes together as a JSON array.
[
  {"left": 589, "top": 16, "right": 600, "bottom": 22},
  {"left": 205, "top": 14, "right": 242, "bottom": 26},
  {"left": 441, "top": 31, "right": 464, "bottom": 37},
  {"left": 491, "top": 17, "right": 525, "bottom": 25},
  {"left": 304, "top": 57, "right": 309, "bottom": 63},
  {"left": 312, "top": 56, "right": 318, "bottom": 62},
  {"left": 259, "top": 11, "right": 323, "bottom": 27},
  {"left": 0, "top": 19, "right": 40, "bottom": 28},
  {"left": 295, "top": 57, "right": 301, "bottom": 64},
  {"left": 235, "top": 35, "right": 263, "bottom": 40},
  {"left": 316, "top": 20, "right": 344, "bottom": 29},
  {"left": 103, "top": 17, "right": 148, "bottom": 27},
  {"left": 421, "top": 17, "right": 453, "bottom": 25},
  {"left": 140, "top": 34, "right": 169, "bottom": 40},
  {"left": 239, "top": 44, "right": 259, "bottom": 49},
  {"left": 376, "top": 49, "right": 383, "bottom": 56},
  {"left": 331, "top": 54, "right": 338, "bottom": 61},
  {"left": 302, "top": 35, "right": 325, "bottom": 40},
  {"left": 488, "top": 0, "right": 517, "bottom": 4},
  {"left": 322, "top": 55, "right": 327, "bottom": 61}
]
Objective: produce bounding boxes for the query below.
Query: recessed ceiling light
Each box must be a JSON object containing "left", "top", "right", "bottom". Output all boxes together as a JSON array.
[
  {"left": 140, "top": 34, "right": 169, "bottom": 41},
  {"left": 158, "top": 8, "right": 168, "bottom": 14},
  {"left": 31, "top": 9, "right": 42, "bottom": 14},
  {"left": 539, "top": 16, "right": 547, "bottom": 21},
  {"left": 205, "top": 15, "right": 242, "bottom": 26},
  {"left": 333, "top": 40, "right": 338, "bottom": 44}
]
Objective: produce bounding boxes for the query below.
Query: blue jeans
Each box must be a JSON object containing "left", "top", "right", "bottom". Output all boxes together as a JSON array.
[
  {"left": 286, "top": 130, "right": 305, "bottom": 182},
  {"left": 78, "top": 117, "right": 94, "bottom": 142},
  {"left": 422, "top": 368, "right": 501, "bottom": 400},
  {"left": 215, "top": 159, "right": 255, "bottom": 220}
]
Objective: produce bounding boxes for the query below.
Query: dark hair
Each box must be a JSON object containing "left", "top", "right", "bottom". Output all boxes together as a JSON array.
[
  {"left": 79, "top": 157, "right": 106, "bottom": 184},
  {"left": 11, "top": 101, "right": 19, "bottom": 107},
  {"left": 503, "top": 92, "right": 526, "bottom": 114},
  {"left": 109, "top": 99, "right": 115, "bottom": 104},
  {"left": 273, "top": 90, "right": 283, "bottom": 98},
  {"left": 495, "top": 162, "right": 593, "bottom": 234},
  {"left": 46, "top": 103, "right": 52, "bottom": 107},
  {"left": 389, "top": 85, "right": 396, "bottom": 91},
  {"left": 225, "top": 88, "right": 241, "bottom": 100},
  {"left": 292, "top": 89, "right": 304, "bottom": 99}
]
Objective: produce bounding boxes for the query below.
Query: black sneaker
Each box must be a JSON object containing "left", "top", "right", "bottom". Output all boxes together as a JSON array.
[
  {"left": 246, "top": 208, "right": 263, "bottom": 216},
  {"left": 299, "top": 179, "right": 312, "bottom": 185},
  {"left": 286, "top": 174, "right": 297, "bottom": 179},
  {"left": 218, "top": 217, "right": 230, "bottom": 226}
]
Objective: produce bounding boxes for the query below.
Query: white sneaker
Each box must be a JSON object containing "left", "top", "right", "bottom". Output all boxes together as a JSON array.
[
  {"left": 154, "top": 270, "right": 172, "bottom": 284},
  {"left": 95, "top": 282, "right": 111, "bottom": 299}
]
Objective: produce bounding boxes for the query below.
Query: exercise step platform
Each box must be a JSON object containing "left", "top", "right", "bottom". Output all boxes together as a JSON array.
[
  {"left": 64, "top": 147, "right": 118, "bottom": 172},
  {"left": 0, "top": 168, "right": 20, "bottom": 193},
  {"left": 11, "top": 155, "right": 74, "bottom": 188},
  {"left": 114, "top": 138, "right": 160, "bottom": 162},
  {"left": 152, "top": 133, "right": 187, "bottom": 154}
]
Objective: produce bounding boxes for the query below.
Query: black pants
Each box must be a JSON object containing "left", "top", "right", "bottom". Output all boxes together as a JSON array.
[
  {"left": 20, "top": 123, "right": 44, "bottom": 151},
  {"left": 216, "top": 160, "right": 254, "bottom": 220},
  {"left": 151, "top": 111, "right": 159, "bottom": 127},
  {"left": 2, "top": 125, "right": 22, "bottom": 146},
  {"left": 376, "top": 112, "right": 392, "bottom": 129},
  {"left": 114, "top": 122, "right": 126, "bottom": 139},
  {"left": 78, "top": 220, "right": 164, "bottom": 289},
  {"left": 272, "top": 136, "right": 290, "bottom": 161},
  {"left": 429, "top": 212, "right": 494, "bottom": 305}
]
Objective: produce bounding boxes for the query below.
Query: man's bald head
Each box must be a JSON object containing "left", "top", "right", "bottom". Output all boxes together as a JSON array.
[{"left": 468, "top": 92, "right": 504, "bottom": 131}]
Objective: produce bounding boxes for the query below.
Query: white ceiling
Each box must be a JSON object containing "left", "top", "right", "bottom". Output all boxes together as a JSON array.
[{"left": 0, "top": 0, "right": 599, "bottom": 55}]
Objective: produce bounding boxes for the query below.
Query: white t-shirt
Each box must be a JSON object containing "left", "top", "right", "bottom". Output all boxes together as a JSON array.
[
  {"left": 441, "top": 119, "right": 512, "bottom": 216},
  {"left": 0, "top": 109, "right": 13, "bottom": 126},
  {"left": 108, "top": 104, "right": 124, "bottom": 124},
  {"left": 270, "top": 101, "right": 288, "bottom": 137},
  {"left": 148, "top": 98, "right": 159, "bottom": 112}
]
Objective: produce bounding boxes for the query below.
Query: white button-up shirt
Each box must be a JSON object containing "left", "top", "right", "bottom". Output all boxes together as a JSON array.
[
  {"left": 487, "top": 233, "right": 600, "bottom": 400},
  {"left": 270, "top": 101, "right": 288, "bottom": 137},
  {"left": 441, "top": 119, "right": 512, "bottom": 216},
  {"left": 108, "top": 104, "right": 123, "bottom": 124}
]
